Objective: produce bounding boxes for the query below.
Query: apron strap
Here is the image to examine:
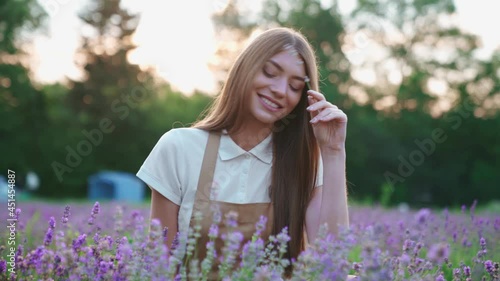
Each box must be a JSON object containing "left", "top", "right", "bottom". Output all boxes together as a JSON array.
[{"left": 194, "top": 131, "right": 221, "bottom": 202}]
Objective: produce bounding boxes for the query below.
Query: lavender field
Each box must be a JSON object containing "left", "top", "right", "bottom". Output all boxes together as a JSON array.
[{"left": 1, "top": 200, "right": 499, "bottom": 280}]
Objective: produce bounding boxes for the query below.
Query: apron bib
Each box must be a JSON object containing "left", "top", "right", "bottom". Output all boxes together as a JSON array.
[{"left": 187, "top": 131, "right": 274, "bottom": 277}]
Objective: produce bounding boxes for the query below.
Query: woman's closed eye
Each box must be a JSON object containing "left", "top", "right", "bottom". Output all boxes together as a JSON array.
[
  {"left": 289, "top": 81, "right": 304, "bottom": 92},
  {"left": 264, "top": 68, "right": 304, "bottom": 92},
  {"left": 263, "top": 66, "right": 277, "bottom": 78}
]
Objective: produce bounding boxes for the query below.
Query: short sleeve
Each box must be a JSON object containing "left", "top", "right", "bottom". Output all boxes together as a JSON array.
[
  {"left": 315, "top": 154, "right": 323, "bottom": 187},
  {"left": 136, "top": 129, "right": 183, "bottom": 205}
]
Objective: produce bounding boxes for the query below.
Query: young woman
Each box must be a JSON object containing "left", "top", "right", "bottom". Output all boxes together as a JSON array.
[{"left": 136, "top": 27, "right": 349, "bottom": 273}]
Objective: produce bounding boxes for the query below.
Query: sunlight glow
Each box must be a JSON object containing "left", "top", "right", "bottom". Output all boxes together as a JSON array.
[
  {"left": 30, "top": 0, "right": 500, "bottom": 96},
  {"left": 127, "top": 1, "right": 220, "bottom": 94}
]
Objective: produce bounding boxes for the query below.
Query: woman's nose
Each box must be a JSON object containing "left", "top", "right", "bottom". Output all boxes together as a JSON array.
[{"left": 270, "top": 77, "right": 287, "bottom": 97}]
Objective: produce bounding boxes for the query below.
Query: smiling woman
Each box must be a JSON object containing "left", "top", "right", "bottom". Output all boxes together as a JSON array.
[{"left": 136, "top": 27, "right": 351, "bottom": 279}]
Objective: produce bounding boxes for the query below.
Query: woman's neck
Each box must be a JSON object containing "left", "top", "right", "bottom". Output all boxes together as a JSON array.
[{"left": 228, "top": 123, "right": 272, "bottom": 151}]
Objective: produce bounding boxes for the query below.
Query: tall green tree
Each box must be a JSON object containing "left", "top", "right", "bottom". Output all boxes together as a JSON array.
[
  {"left": 66, "top": 0, "right": 150, "bottom": 117},
  {"left": 348, "top": 0, "right": 499, "bottom": 205},
  {"left": 50, "top": 0, "right": 156, "bottom": 196},
  {"left": 208, "top": 0, "right": 500, "bottom": 207},
  {"left": 0, "top": 0, "right": 47, "bottom": 187}
]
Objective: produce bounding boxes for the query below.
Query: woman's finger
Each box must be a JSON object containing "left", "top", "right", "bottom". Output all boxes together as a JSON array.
[
  {"left": 307, "top": 100, "right": 336, "bottom": 112},
  {"left": 310, "top": 108, "right": 334, "bottom": 123},
  {"left": 307, "top": 95, "right": 319, "bottom": 119},
  {"left": 307, "top": 90, "right": 326, "bottom": 101},
  {"left": 311, "top": 109, "right": 347, "bottom": 123}
]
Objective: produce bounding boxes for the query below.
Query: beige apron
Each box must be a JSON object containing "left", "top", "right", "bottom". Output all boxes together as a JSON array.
[{"left": 187, "top": 131, "right": 274, "bottom": 277}]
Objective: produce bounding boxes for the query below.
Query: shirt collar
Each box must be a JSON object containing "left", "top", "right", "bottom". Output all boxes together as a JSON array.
[{"left": 219, "top": 129, "right": 273, "bottom": 164}]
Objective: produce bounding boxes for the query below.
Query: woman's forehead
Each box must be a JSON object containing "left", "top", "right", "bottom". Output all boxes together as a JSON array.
[{"left": 267, "top": 50, "right": 306, "bottom": 77}]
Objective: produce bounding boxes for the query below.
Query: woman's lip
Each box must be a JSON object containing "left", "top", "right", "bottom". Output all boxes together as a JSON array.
[
  {"left": 258, "top": 94, "right": 282, "bottom": 108},
  {"left": 258, "top": 95, "right": 281, "bottom": 112}
]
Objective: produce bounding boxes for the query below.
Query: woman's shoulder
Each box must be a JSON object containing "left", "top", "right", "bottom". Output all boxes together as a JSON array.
[{"left": 158, "top": 127, "right": 209, "bottom": 147}]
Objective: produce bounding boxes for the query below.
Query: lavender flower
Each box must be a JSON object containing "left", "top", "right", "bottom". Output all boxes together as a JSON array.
[
  {"left": 427, "top": 243, "right": 450, "bottom": 263},
  {"left": 208, "top": 224, "right": 218, "bottom": 239},
  {"left": 224, "top": 211, "right": 238, "bottom": 228},
  {"left": 435, "top": 272, "right": 446, "bottom": 281},
  {"left": 72, "top": 233, "right": 87, "bottom": 252},
  {"left": 485, "top": 260, "right": 494, "bottom": 274},
  {"left": 61, "top": 205, "right": 71, "bottom": 225},
  {"left": 480, "top": 237, "right": 486, "bottom": 250},
  {"left": 113, "top": 205, "right": 124, "bottom": 234},
  {"left": 463, "top": 265, "right": 471, "bottom": 277},
  {"left": 88, "top": 202, "right": 100, "bottom": 225},
  {"left": 43, "top": 217, "right": 56, "bottom": 246},
  {"left": 0, "top": 260, "right": 6, "bottom": 274},
  {"left": 254, "top": 215, "right": 267, "bottom": 238},
  {"left": 219, "top": 231, "right": 244, "bottom": 278},
  {"left": 3, "top": 200, "right": 498, "bottom": 280},
  {"left": 415, "top": 208, "right": 431, "bottom": 224}
]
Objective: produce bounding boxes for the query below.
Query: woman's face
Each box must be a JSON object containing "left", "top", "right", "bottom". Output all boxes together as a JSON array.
[{"left": 245, "top": 50, "right": 306, "bottom": 129}]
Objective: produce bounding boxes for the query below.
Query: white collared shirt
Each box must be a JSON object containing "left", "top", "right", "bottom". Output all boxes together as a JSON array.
[{"left": 136, "top": 127, "right": 323, "bottom": 237}]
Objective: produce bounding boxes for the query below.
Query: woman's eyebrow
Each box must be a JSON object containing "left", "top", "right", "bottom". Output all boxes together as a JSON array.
[{"left": 268, "top": 59, "right": 306, "bottom": 82}]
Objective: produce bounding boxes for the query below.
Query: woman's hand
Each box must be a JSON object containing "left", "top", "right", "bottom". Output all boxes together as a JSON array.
[{"left": 306, "top": 90, "right": 347, "bottom": 153}]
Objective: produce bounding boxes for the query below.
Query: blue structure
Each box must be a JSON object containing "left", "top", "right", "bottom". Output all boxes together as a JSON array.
[{"left": 88, "top": 171, "right": 145, "bottom": 203}]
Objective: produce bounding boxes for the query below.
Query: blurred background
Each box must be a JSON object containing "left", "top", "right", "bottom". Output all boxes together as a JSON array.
[{"left": 1, "top": 0, "right": 499, "bottom": 208}]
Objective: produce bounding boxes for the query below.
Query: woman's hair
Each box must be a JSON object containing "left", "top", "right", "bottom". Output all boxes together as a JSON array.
[{"left": 193, "top": 27, "right": 320, "bottom": 262}]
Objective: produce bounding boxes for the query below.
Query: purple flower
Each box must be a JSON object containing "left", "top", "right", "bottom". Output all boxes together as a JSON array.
[
  {"left": 353, "top": 262, "right": 363, "bottom": 272},
  {"left": 463, "top": 265, "right": 471, "bottom": 277},
  {"left": 211, "top": 204, "right": 222, "bottom": 224},
  {"left": 98, "top": 260, "right": 113, "bottom": 277},
  {"left": 56, "top": 265, "right": 65, "bottom": 276},
  {"left": 219, "top": 231, "right": 244, "bottom": 274},
  {"left": 402, "top": 239, "right": 414, "bottom": 252},
  {"left": 5, "top": 200, "right": 500, "bottom": 280},
  {"left": 276, "top": 227, "right": 291, "bottom": 244},
  {"left": 48, "top": 216, "right": 56, "bottom": 229},
  {"left": 399, "top": 253, "right": 411, "bottom": 266},
  {"left": 105, "top": 235, "right": 113, "bottom": 248},
  {"left": 72, "top": 233, "right": 87, "bottom": 252},
  {"left": 94, "top": 231, "right": 100, "bottom": 244},
  {"left": 169, "top": 232, "right": 180, "bottom": 256},
  {"left": 225, "top": 211, "right": 238, "bottom": 228},
  {"left": 43, "top": 216, "right": 56, "bottom": 246},
  {"left": 435, "top": 273, "right": 445, "bottom": 281},
  {"left": 480, "top": 237, "right": 486, "bottom": 250},
  {"left": 15, "top": 208, "right": 21, "bottom": 220},
  {"left": 415, "top": 208, "right": 431, "bottom": 224},
  {"left": 485, "top": 260, "right": 494, "bottom": 274},
  {"left": 255, "top": 215, "right": 267, "bottom": 237},
  {"left": 452, "top": 268, "right": 461, "bottom": 278},
  {"left": 162, "top": 226, "right": 168, "bottom": 241},
  {"left": 254, "top": 265, "right": 272, "bottom": 281},
  {"left": 88, "top": 202, "right": 100, "bottom": 225},
  {"left": 61, "top": 205, "right": 71, "bottom": 225},
  {"left": 0, "top": 260, "right": 6, "bottom": 273},
  {"left": 208, "top": 224, "right": 218, "bottom": 239},
  {"left": 413, "top": 242, "right": 423, "bottom": 256},
  {"left": 92, "top": 201, "right": 100, "bottom": 215},
  {"left": 43, "top": 228, "right": 53, "bottom": 246},
  {"left": 427, "top": 243, "right": 450, "bottom": 263}
]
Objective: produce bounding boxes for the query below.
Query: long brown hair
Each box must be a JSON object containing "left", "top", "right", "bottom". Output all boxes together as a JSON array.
[{"left": 193, "top": 27, "right": 320, "bottom": 261}]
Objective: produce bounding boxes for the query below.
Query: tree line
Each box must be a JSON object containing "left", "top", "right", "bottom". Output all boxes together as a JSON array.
[{"left": 1, "top": 0, "right": 499, "bottom": 207}]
